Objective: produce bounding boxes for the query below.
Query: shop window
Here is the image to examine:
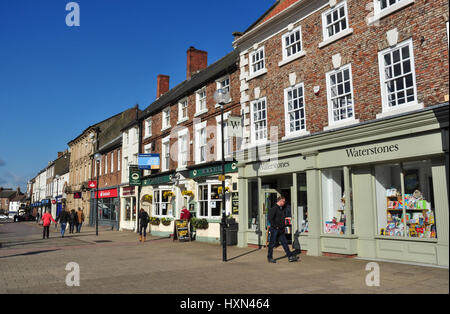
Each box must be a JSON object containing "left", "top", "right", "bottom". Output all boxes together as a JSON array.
[
  {"left": 198, "top": 183, "right": 223, "bottom": 218},
  {"left": 248, "top": 181, "right": 259, "bottom": 230},
  {"left": 375, "top": 160, "right": 436, "bottom": 238},
  {"left": 153, "top": 189, "right": 172, "bottom": 217},
  {"left": 125, "top": 198, "right": 132, "bottom": 221},
  {"left": 321, "top": 168, "right": 354, "bottom": 235}
]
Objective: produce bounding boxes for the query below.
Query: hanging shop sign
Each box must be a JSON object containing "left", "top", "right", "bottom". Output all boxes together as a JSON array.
[
  {"left": 227, "top": 116, "right": 243, "bottom": 138},
  {"left": 88, "top": 181, "right": 97, "bottom": 189},
  {"left": 122, "top": 186, "right": 135, "bottom": 196},
  {"left": 73, "top": 192, "right": 82, "bottom": 199},
  {"left": 138, "top": 154, "right": 160, "bottom": 170},
  {"left": 129, "top": 166, "right": 141, "bottom": 186}
]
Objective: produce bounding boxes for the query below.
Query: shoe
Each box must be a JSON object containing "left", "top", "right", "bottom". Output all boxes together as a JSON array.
[
  {"left": 267, "top": 258, "right": 277, "bottom": 263},
  {"left": 288, "top": 255, "right": 299, "bottom": 262},
  {"left": 143, "top": 237, "right": 146, "bottom": 242},
  {"left": 139, "top": 236, "right": 142, "bottom": 242}
]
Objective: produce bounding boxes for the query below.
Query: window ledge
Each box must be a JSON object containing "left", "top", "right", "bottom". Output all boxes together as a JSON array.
[
  {"left": 278, "top": 51, "right": 306, "bottom": 67},
  {"left": 161, "top": 126, "right": 171, "bottom": 132},
  {"left": 374, "top": 235, "right": 437, "bottom": 243},
  {"left": 246, "top": 68, "right": 268, "bottom": 82},
  {"left": 368, "top": 0, "right": 415, "bottom": 25},
  {"left": 323, "top": 119, "right": 360, "bottom": 131},
  {"left": 177, "top": 117, "right": 189, "bottom": 125},
  {"left": 281, "top": 130, "right": 310, "bottom": 141},
  {"left": 194, "top": 109, "right": 208, "bottom": 117},
  {"left": 319, "top": 28, "right": 354, "bottom": 49},
  {"left": 376, "top": 103, "right": 424, "bottom": 119},
  {"left": 143, "top": 134, "right": 152, "bottom": 140}
]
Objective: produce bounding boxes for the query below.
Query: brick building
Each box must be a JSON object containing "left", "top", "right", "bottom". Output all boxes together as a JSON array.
[
  {"left": 136, "top": 47, "right": 241, "bottom": 242},
  {"left": 233, "top": 0, "right": 449, "bottom": 266}
]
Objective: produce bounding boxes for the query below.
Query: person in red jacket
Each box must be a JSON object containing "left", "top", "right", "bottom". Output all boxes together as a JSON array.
[
  {"left": 180, "top": 207, "right": 191, "bottom": 220},
  {"left": 42, "top": 209, "right": 57, "bottom": 239}
]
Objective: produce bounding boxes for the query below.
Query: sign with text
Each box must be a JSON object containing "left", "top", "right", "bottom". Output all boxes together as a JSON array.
[
  {"left": 88, "top": 181, "right": 97, "bottom": 189},
  {"left": 227, "top": 116, "right": 243, "bottom": 138},
  {"left": 129, "top": 166, "right": 141, "bottom": 186},
  {"left": 95, "top": 188, "right": 118, "bottom": 199},
  {"left": 173, "top": 219, "right": 191, "bottom": 242},
  {"left": 138, "top": 154, "right": 160, "bottom": 170}
]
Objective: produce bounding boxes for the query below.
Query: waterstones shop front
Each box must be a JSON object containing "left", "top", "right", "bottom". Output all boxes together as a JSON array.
[
  {"left": 237, "top": 105, "right": 449, "bottom": 267},
  {"left": 140, "top": 161, "right": 239, "bottom": 243}
]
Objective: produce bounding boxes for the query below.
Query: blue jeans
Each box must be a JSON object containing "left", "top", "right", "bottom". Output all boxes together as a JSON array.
[
  {"left": 76, "top": 223, "right": 82, "bottom": 233},
  {"left": 60, "top": 223, "right": 67, "bottom": 237},
  {"left": 267, "top": 227, "right": 293, "bottom": 259}
]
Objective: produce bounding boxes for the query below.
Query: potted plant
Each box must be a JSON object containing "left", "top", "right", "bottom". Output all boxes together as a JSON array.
[
  {"left": 182, "top": 190, "right": 194, "bottom": 199},
  {"left": 149, "top": 216, "right": 160, "bottom": 226},
  {"left": 190, "top": 217, "right": 209, "bottom": 230},
  {"left": 218, "top": 186, "right": 230, "bottom": 195},
  {"left": 161, "top": 217, "right": 172, "bottom": 226}
]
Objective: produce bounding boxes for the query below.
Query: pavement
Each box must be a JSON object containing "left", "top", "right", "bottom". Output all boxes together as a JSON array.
[{"left": 0, "top": 221, "right": 448, "bottom": 294}]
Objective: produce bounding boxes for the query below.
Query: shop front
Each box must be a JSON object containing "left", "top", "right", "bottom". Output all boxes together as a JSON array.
[
  {"left": 90, "top": 187, "right": 120, "bottom": 230},
  {"left": 237, "top": 105, "right": 448, "bottom": 267},
  {"left": 41, "top": 199, "right": 51, "bottom": 216},
  {"left": 119, "top": 186, "right": 137, "bottom": 231}
]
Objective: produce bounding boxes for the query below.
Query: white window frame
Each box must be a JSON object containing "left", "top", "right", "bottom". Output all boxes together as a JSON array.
[
  {"left": 194, "top": 121, "right": 207, "bottom": 164},
  {"left": 249, "top": 46, "right": 266, "bottom": 76},
  {"left": 215, "top": 76, "right": 232, "bottom": 107},
  {"left": 104, "top": 154, "right": 108, "bottom": 175},
  {"left": 161, "top": 136, "right": 170, "bottom": 172},
  {"left": 111, "top": 151, "right": 114, "bottom": 173},
  {"left": 377, "top": 38, "right": 421, "bottom": 118},
  {"left": 216, "top": 112, "right": 232, "bottom": 160},
  {"left": 143, "top": 143, "right": 152, "bottom": 176},
  {"left": 144, "top": 117, "right": 152, "bottom": 138},
  {"left": 250, "top": 97, "right": 268, "bottom": 145},
  {"left": 282, "top": 26, "right": 304, "bottom": 61},
  {"left": 325, "top": 64, "right": 358, "bottom": 129},
  {"left": 153, "top": 187, "right": 173, "bottom": 218},
  {"left": 178, "top": 98, "right": 189, "bottom": 123},
  {"left": 162, "top": 108, "right": 171, "bottom": 131},
  {"left": 177, "top": 128, "right": 189, "bottom": 169},
  {"left": 283, "top": 83, "right": 309, "bottom": 139},
  {"left": 117, "top": 150, "right": 120, "bottom": 172},
  {"left": 320, "top": 1, "right": 353, "bottom": 48},
  {"left": 195, "top": 87, "right": 207, "bottom": 116},
  {"left": 369, "top": 0, "right": 415, "bottom": 24},
  {"left": 197, "top": 181, "right": 226, "bottom": 219}
]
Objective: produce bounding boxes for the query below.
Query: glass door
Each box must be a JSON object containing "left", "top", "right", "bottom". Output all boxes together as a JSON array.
[{"left": 260, "top": 189, "right": 281, "bottom": 246}]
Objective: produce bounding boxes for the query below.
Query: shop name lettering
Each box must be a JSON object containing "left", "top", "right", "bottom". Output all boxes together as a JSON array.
[
  {"left": 346, "top": 144, "right": 399, "bottom": 158},
  {"left": 260, "top": 161, "right": 290, "bottom": 171}
]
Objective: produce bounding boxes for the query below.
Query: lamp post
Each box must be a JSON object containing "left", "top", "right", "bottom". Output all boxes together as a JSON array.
[
  {"left": 94, "top": 153, "right": 102, "bottom": 236},
  {"left": 214, "top": 88, "right": 231, "bottom": 262}
]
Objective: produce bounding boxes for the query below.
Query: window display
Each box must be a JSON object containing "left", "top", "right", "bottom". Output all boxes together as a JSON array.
[
  {"left": 375, "top": 160, "right": 436, "bottom": 238},
  {"left": 321, "top": 168, "right": 353, "bottom": 235},
  {"left": 153, "top": 189, "right": 172, "bottom": 217},
  {"left": 198, "top": 183, "right": 224, "bottom": 218}
]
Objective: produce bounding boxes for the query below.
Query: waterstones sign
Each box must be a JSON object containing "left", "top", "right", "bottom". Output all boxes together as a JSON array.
[{"left": 345, "top": 144, "right": 399, "bottom": 158}]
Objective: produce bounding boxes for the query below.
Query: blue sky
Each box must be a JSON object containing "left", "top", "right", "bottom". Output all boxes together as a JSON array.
[{"left": 0, "top": 0, "right": 274, "bottom": 191}]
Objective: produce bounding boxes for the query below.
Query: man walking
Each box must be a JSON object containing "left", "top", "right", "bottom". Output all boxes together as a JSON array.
[
  {"left": 56, "top": 209, "right": 70, "bottom": 238},
  {"left": 76, "top": 208, "right": 85, "bottom": 233},
  {"left": 267, "top": 196, "right": 299, "bottom": 263}
]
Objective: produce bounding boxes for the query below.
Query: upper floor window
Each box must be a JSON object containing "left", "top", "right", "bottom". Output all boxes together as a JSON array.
[
  {"left": 196, "top": 87, "right": 207, "bottom": 114},
  {"left": 284, "top": 83, "right": 307, "bottom": 136},
  {"left": 162, "top": 136, "right": 170, "bottom": 171},
  {"left": 217, "top": 76, "right": 230, "bottom": 94},
  {"left": 378, "top": 39, "right": 417, "bottom": 112},
  {"left": 379, "top": 0, "right": 407, "bottom": 10},
  {"left": 250, "top": 97, "right": 267, "bottom": 144},
  {"left": 282, "top": 26, "right": 303, "bottom": 59},
  {"left": 370, "top": 0, "right": 415, "bottom": 23},
  {"left": 162, "top": 108, "right": 171, "bottom": 130},
  {"left": 145, "top": 118, "right": 152, "bottom": 138},
  {"left": 178, "top": 129, "right": 189, "bottom": 168},
  {"left": 178, "top": 98, "right": 188, "bottom": 122},
  {"left": 326, "top": 64, "right": 355, "bottom": 125},
  {"left": 250, "top": 47, "right": 265, "bottom": 75},
  {"left": 195, "top": 122, "right": 207, "bottom": 164},
  {"left": 322, "top": 1, "right": 349, "bottom": 40}
]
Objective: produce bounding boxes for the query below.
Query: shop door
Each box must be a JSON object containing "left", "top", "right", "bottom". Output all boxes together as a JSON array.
[{"left": 260, "top": 189, "right": 281, "bottom": 246}]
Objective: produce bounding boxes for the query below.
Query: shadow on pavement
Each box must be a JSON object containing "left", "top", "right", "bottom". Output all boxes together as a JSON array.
[
  {"left": 0, "top": 249, "right": 61, "bottom": 259},
  {"left": 226, "top": 248, "right": 261, "bottom": 262}
]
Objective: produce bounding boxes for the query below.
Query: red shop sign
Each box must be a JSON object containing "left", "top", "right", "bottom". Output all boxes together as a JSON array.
[
  {"left": 95, "top": 189, "right": 118, "bottom": 199},
  {"left": 88, "top": 181, "right": 97, "bottom": 189}
]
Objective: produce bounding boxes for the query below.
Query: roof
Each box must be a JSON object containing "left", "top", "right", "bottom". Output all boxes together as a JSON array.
[
  {"left": 0, "top": 190, "right": 16, "bottom": 199},
  {"left": 140, "top": 50, "right": 239, "bottom": 120}
]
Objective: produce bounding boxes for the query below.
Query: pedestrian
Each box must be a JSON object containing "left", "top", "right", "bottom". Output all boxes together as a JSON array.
[
  {"left": 180, "top": 206, "right": 191, "bottom": 221},
  {"left": 76, "top": 208, "right": 85, "bottom": 233},
  {"left": 69, "top": 209, "right": 77, "bottom": 234},
  {"left": 41, "top": 209, "right": 56, "bottom": 239},
  {"left": 56, "top": 209, "right": 70, "bottom": 238},
  {"left": 36, "top": 212, "right": 40, "bottom": 224},
  {"left": 138, "top": 208, "right": 150, "bottom": 242},
  {"left": 267, "top": 196, "right": 299, "bottom": 263}
]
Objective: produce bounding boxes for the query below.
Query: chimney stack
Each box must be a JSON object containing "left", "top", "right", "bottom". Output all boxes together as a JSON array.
[
  {"left": 156, "top": 75, "right": 170, "bottom": 99},
  {"left": 187, "top": 47, "right": 208, "bottom": 80},
  {"left": 58, "top": 152, "right": 63, "bottom": 158}
]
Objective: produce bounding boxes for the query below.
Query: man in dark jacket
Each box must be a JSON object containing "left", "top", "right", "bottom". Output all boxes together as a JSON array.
[
  {"left": 267, "top": 196, "right": 299, "bottom": 263},
  {"left": 138, "top": 209, "right": 150, "bottom": 243},
  {"left": 56, "top": 209, "right": 70, "bottom": 238}
]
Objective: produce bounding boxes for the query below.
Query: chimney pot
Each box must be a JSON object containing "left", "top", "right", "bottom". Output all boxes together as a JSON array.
[
  {"left": 187, "top": 47, "right": 208, "bottom": 80},
  {"left": 156, "top": 75, "right": 170, "bottom": 99}
]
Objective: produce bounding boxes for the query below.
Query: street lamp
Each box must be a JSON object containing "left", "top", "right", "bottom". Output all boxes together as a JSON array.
[
  {"left": 214, "top": 88, "right": 231, "bottom": 262},
  {"left": 94, "top": 152, "right": 102, "bottom": 236}
]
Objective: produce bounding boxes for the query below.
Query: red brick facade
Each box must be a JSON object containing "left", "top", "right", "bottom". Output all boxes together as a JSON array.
[{"left": 236, "top": 0, "right": 449, "bottom": 142}]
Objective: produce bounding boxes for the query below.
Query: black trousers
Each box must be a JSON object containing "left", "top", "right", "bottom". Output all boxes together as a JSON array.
[
  {"left": 69, "top": 223, "right": 75, "bottom": 233},
  {"left": 139, "top": 225, "right": 147, "bottom": 237},
  {"left": 43, "top": 226, "right": 50, "bottom": 239},
  {"left": 267, "top": 227, "right": 292, "bottom": 259}
]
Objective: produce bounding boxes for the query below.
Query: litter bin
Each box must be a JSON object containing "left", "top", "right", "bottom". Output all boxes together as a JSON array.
[{"left": 221, "top": 221, "right": 238, "bottom": 246}]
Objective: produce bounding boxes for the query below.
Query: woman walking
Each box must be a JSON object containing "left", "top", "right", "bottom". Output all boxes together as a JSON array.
[
  {"left": 69, "top": 209, "right": 77, "bottom": 234},
  {"left": 138, "top": 208, "right": 150, "bottom": 242},
  {"left": 41, "top": 209, "right": 57, "bottom": 239}
]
